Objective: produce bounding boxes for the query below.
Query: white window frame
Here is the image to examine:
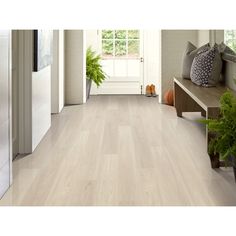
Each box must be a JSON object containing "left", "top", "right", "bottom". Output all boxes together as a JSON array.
[
  {"left": 98, "top": 30, "right": 144, "bottom": 83},
  {"left": 99, "top": 30, "right": 143, "bottom": 60}
]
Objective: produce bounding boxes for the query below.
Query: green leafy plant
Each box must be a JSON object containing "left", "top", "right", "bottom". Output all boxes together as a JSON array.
[
  {"left": 200, "top": 91, "right": 236, "bottom": 163},
  {"left": 86, "top": 47, "right": 107, "bottom": 87}
]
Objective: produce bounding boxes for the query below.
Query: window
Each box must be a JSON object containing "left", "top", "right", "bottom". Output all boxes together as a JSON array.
[
  {"left": 101, "top": 30, "right": 140, "bottom": 59},
  {"left": 100, "top": 30, "right": 142, "bottom": 79},
  {"left": 224, "top": 30, "right": 236, "bottom": 52}
]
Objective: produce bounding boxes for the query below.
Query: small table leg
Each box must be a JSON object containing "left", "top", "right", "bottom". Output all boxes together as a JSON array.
[
  {"left": 210, "top": 153, "right": 220, "bottom": 168},
  {"left": 201, "top": 110, "right": 206, "bottom": 117}
]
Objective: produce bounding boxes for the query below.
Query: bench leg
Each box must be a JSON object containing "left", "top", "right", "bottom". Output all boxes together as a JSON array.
[
  {"left": 176, "top": 109, "right": 182, "bottom": 117},
  {"left": 174, "top": 82, "right": 203, "bottom": 117},
  {"left": 201, "top": 110, "right": 206, "bottom": 117},
  {"left": 177, "top": 111, "right": 182, "bottom": 117},
  {"left": 174, "top": 82, "right": 184, "bottom": 118},
  {"left": 210, "top": 153, "right": 220, "bottom": 168}
]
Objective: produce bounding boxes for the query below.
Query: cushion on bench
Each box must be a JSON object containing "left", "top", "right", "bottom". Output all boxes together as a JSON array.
[
  {"left": 182, "top": 41, "right": 210, "bottom": 79},
  {"left": 190, "top": 44, "right": 222, "bottom": 87}
]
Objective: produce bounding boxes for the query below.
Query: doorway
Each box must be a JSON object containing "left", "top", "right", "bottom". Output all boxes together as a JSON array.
[{"left": 95, "top": 30, "right": 144, "bottom": 94}]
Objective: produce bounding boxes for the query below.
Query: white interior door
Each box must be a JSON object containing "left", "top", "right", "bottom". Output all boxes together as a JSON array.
[
  {"left": 96, "top": 30, "right": 143, "bottom": 94},
  {"left": 0, "top": 30, "right": 11, "bottom": 198}
]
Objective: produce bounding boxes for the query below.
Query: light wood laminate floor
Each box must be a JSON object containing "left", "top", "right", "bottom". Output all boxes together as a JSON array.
[{"left": 1, "top": 95, "right": 236, "bottom": 206}]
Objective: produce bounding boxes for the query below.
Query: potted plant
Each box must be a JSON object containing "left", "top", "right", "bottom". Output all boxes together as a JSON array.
[
  {"left": 201, "top": 91, "right": 236, "bottom": 182},
  {"left": 86, "top": 47, "right": 107, "bottom": 99}
]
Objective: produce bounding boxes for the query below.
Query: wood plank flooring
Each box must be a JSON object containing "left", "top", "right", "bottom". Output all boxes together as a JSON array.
[{"left": 1, "top": 95, "right": 236, "bottom": 206}]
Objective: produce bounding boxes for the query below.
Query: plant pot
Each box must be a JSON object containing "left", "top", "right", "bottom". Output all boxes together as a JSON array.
[{"left": 86, "top": 79, "right": 92, "bottom": 100}]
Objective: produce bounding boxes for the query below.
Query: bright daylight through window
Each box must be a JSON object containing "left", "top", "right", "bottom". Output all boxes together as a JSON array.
[
  {"left": 102, "top": 30, "right": 140, "bottom": 58},
  {"left": 224, "top": 30, "right": 236, "bottom": 52}
]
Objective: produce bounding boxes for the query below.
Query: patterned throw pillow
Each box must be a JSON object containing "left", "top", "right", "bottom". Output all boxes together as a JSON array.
[
  {"left": 190, "top": 44, "right": 222, "bottom": 87},
  {"left": 182, "top": 42, "right": 210, "bottom": 79}
]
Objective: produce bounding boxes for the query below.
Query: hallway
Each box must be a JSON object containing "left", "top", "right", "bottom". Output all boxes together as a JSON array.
[{"left": 1, "top": 95, "right": 236, "bottom": 206}]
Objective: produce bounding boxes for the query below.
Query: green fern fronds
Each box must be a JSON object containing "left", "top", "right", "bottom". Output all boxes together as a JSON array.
[
  {"left": 86, "top": 46, "right": 107, "bottom": 87},
  {"left": 200, "top": 91, "right": 236, "bottom": 162}
]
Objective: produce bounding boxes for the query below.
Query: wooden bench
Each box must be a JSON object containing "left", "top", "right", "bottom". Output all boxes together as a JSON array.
[{"left": 173, "top": 77, "right": 235, "bottom": 168}]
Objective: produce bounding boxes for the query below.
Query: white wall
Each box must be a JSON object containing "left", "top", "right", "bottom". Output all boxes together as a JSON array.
[
  {"left": 214, "top": 30, "right": 224, "bottom": 44},
  {"left": 198, "top": 30, "right": 210, "bottom": 46},
  {"left": 143, "top": 30, "right": 161, "bottom": 95},
  {"left": 0, "top": 30, "right": 11, "bottom": 198},
  {"left": 18, "top": 30, "right": 51, "bottom": 153},
  {"left": 86, "top": 30, "right": 99, "bottom": 51},
  {"left": 86, "top": 30, "right": 101, "bottom": 95},
  {"left": 59, "top": 30, "right": 65, "bottom": 110},
  {"left": 65, "top": 30, "right": 86, "bottom": 104},
  {"left": 198, "top": 30, "right": 224, "bottom": 47},
  {"left": 161, "top": 30, "right": 198, "bottom": 102},
  {"left": 31, "top": 32, "right": 52, "bottom": 151},
  {"left": 32, "top": 66, "right": 51, "bottom": 151},
  {"left": 51, "top": 30, "right": 64, "bottom": 113}
]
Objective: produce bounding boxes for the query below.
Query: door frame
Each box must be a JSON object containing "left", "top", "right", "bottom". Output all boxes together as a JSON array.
[
  {"left": 9, "top": 31, "right": 13, "bottom": 184},
  {"left": 12, "top": 30, "right": 19, "bottom": 160}
]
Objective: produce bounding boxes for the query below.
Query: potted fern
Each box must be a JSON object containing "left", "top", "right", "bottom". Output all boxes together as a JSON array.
[
  {"left": 201, "top": 91, "right": 236, "bottom": 182},
  {"left": 86, "top": 47, "right": 107, "bottom": 99}
]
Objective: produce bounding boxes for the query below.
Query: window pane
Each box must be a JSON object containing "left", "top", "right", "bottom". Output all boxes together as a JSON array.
[
  {"left": 115, "top": 30, "right": 126, "bottom": 39},
  {"left": 128, "top": 40, "right": 139, "bottom": 57},
  {"left": 115, "top": 40, "right": 126, "bottom": 57},
  {"left": 102, "top": 40, "right": 113, "bottom": 57},
  {"left": 225, "top": 30, "right": 236, "bottom": 52},
  {"left": 128, "top": 30, "right": 139, "bottom": 39},
  {"left": 102, "top": 30, "right": 113, "bottom": 39}
]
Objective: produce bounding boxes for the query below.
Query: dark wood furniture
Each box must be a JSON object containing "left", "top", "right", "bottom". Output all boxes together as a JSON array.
[{"left": 173, "top": 77, "right": 235, "bottom": 168}]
